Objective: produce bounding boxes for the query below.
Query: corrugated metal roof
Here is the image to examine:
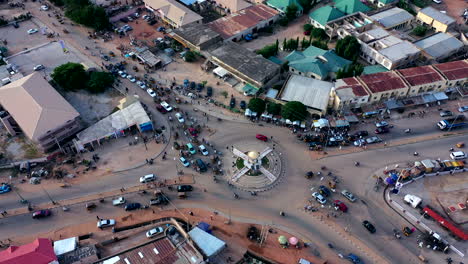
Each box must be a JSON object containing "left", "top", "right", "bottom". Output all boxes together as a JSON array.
[
  {"left": 379, "top": 40, "right": 420, "bottom": 62},
  {"left": 188, "top": 227, "right": 226, "bottom": 257},
  {"left": 280, "top": 75, "right": 333, "bottom": 111},
  {"left": 397, "top": 65, "right": 443, "bottom": 86},
  {"left": 419, "top": 7, "right": 455, "bottom": 25},
  {"left": 309, "top": 6, "right": 345, "bottom": 27},
  {"left": 359, "top": 71, "right": 407, "bottom": 93},
  {"left": 433, "top": 60, "right": 468, "bottom": 81},
  {"left": 370, "top": 7, "right": 413, "bottom": 28},
  {"left": 414, "top": 32, "right": 464, "bottom": 59}
]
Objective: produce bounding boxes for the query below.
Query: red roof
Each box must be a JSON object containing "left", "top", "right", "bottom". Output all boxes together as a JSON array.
[
  {"left": 207, "top": 4, "right": 278, "bottom": 39},
  {"left": 337, "top": 77, "right": 369, "bottom": 96},
  {"left": 359, "top": 71, "right": 407, "bottom": 93},
  {"left": 0, "top": 238, "right": 57, "bottom": 264},
  {"left": 397, "top": 65, "right": 443, "bottom": 86},
  {"left": 423, "top": 206, "right": 468, "bottom": 240},
  {"left": 433, "top": 60, "right": 468, "bottom": 81}
]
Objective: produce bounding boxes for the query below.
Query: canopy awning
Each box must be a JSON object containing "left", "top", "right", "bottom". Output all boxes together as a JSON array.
[
  {"left": 242, "top": 83, "right": 260, "bottom": 96},
  {"left": 213, "top": 67, "right": 229, "bottom": 78}
]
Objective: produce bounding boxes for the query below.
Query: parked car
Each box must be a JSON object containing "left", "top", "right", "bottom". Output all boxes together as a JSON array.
[
  {"left": 40, "top": 5, "right": 49, "bottom": 10},
  {"left": 312, "top": 192, "right": 327, "bottom": 204},
  {"left": 318, "top": 185, "right": 331, "bottom": 197},
  {"left": 458, "top": 106, "right": 468, "bottom": 112},
  {"left": 333, "top": 200, "right": 348, "bottom": 212},
  {"left": 146, "top": 227, "right": 164, "bottom": 238},
  {"left": 177, "top": 185, "right": 193, "bottom": 192},
  {"left": 112, "top": 197, "right": 126, "bottom": 206},
  {"left": 175, "top": 113, "right": 185, "bottom": 123},
  {"left": 126, "top": 75, "right": 136, "bottom": 82},
  {"left": 160, "top": 101, "right": 173, "bottom": 112},
  {"left": 240, "top": 100, "right": 246, "bottom": 109},
  {"left": 32, "top": 210, "right": 51, "bottom": 219},
  {"left": 0, "top": 183, "right": 11, "bottom": 194},
  {"left": 354, "top": 131, "right": 368, "bottom": 138},
  {"left": 375, "top": 121, "right": 389, "bottom": 128},
  {"left": 432, "top": 0, "right": 442, "bottom": 3},
  {"left": 140, "top": 174, "right": 156, "bottom": 183},
  {"left": 196, "top": 159, "right": 207, "bottom": 172},
  {"left": 439, "top": 110, "right": 453, "bottom": 117},
  {"left": 118, "top": 71, "right": 127, "bottom": 78},
  {"left": 136, "top": 81, "right": 146, "bottom": 89},
  {"left": 33, "top": 64, "right": 45, "bottom": 71},
  {"left": 375, "top": 127, "right": 389, "bottom": 134},
  {"left": 256, "top": 134, "right": 268, "bottom": 142},
  {"left": 341, "top": 190, "right": 357, "bottom": 202},
  {"left": 199, "top": 145, "right": 209, "bottom": 156},
  {"left": 353, "top": 139, "right": 366, "bottom": 147},
  {"left": 230, "top": 97, "right": 236, "bottom": 108},
  {"left": 97, "top": 219, "right": 115, "bottom": 228},
  {"left": 156, "top": 104, "right": 167, "bottom": 113},
  {"left": 186, "top": 143, "right": 196, "bottom": 155},
  {"left": 125, "top": 203, "right": 141, "bottom": 211},
  {"left": 365, "top": 136, "right": 382, "bottom": 144},
  {"left": 362, "top": 220, "right": 376, "bottom": 233},
  {"left": 450, "top": 151, "right": 466, "bottom": 160},
  {"left": 179, "top": 157, "right": 190, "bottom": 167},
  {"left": 147, "top": 89, "right": 156, "bottom": 97},
  {"left": 206, "top": 87, "right": 213, "bottom": 97},
  {"left": 346, "top": 253, "right": 362, "bottom": 264},
  {"left": 27, "top": 28, "right": 38, "bottom": 34}
]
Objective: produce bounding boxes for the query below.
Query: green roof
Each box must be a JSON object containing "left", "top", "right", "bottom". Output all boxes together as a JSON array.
[
  {"left": 334, "top": 0, "right": 371, "bottom": 14},
  {"left": 309, "top": 6, "right": 345, "bottom": 27},
  {"left": 362, "top": 65, "right": 389, "bottom": 75},
  {"left": 268, "top": 56, "right": 283, "bottom": 65},
  {"left": 379, "top": 0, "right": 398, "bottom": 4},
  {"left": 285, "top": 46, "right": 352, "bottom": 78},
  {"left": 242, "top": 83, "right": 260, "bottom": 95},
  {"left": 267, "top": 0, "right": 303, "bottom": 12}
]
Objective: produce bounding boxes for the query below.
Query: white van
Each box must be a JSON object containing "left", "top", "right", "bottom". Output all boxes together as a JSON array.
[
  {"left": 140, "top": 174, "right": 156, "bottom": 183},
  {"left": 404, "top": 194, "right": 422, "bottom": 208},
  {"left": 450, "top": 151, "right": 466, "bottom": 160},
  {"left": 160, "top": 101, "right": 173, "bottom": 112}
]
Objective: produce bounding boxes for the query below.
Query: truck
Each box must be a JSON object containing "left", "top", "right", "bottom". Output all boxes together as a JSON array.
[
  {"left": 437, "top": 115, "right": 467, "bottom": 130},
  {"left": 112, "top": 197, "right": 125, "bottom": 206},
  {"left": 403, "top": 194, "right": 422, "bottom": 208}
]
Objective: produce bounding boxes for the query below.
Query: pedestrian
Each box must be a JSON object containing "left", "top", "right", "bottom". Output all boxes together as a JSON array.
[
  {"left": 96, "top": 216, "right": 100, "bottom": 220},
  {"left": 326, "top": 213, "right": 329, "bottom": 218},
  {"left": 189, "top": 211, "right": 193, "bottom": 216},
  {"left": 146, "top": 159, "right": 149, "bottom": 163},
  {"left": 210, "top": 215, "right": 213, "bottom": 220}
]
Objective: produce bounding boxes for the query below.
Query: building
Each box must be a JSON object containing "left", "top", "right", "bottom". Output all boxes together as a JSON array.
[
  {"left": 309, "top": 6, "right": 345, "bottom": 29},
  {"left": 396, "top": 65, "right": 445, "bottom": 96},
  {"left": 144, "top": 0, "right": 203, "bottom": 28},
  {"left": 209, "top": 42, "right": 280, "bottom": 89},
  {"left": 171, "top": 23, "right": 223, "bottom": 53},
  {"left": 266, "top": 0, "right": 303, "bottom": 16},
  {"left": 359, "top": 71, "right": 409, "bottom": 102},
  {"left": 188, "top": 227, "right": 226, "bottom": 258},
  {"left": 432, "top": 60, "right": 468, "bottom": 88},
  {"left": 0, "top": 73, "right": 81, "bottom": 151},
  {"left": 334, "top": 0, "right": 371, "bottom": 15},
  {"left": 416, "top": 7, "right": 455, "bottom": 33},
  {"left": 414, "top": 32, "right": 465, "bottom": 62},
  {"left": 369, "top": 0, "right": 397, "bottom": 8},
  {"left": 362, "top": 64, "right": 388, "bottom": 75},
  {"left": 278, "top": 75, "right": 334, "bottom": 115},
  {"left": 207, "top": 4, "right": 279, "bottom": 41},
  {"left": 370, "top": 7, "right": 413, "bottom": 30},
  {"left": 0, "top": 238, "right": 58, "bottom": 264},
  {"left": 333, "top": 77, "right": 370, "bottom": 110},
  {"left": 284, "top": 45, "right": 352, "bottom": 80},
  {"left": 212, "top": 0, "right": 251, "bottom": 13}
]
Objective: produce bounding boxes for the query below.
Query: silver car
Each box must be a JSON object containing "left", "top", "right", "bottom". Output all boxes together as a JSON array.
[
  {"left": 312, "top": 192, "right": 327, "bottom": 204},
  {"left": 146, "top": 226, "right": 164, "bottom": 238},
  {"left": 341, "top": 189, "right": 357, "bottom": 202}
]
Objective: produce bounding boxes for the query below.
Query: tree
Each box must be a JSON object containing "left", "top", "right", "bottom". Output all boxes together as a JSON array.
[
  {"left": 184, "top": 50, "right": 196, "bottom": 62},
  {"left": 256, "top": 43, "right": 278, "bottom": 58},
  {"left": 278, "top": 17, "right": 289, "bottom": 26},
  {"left": 51, "top": 62, "right": 88, "bottom": 91},
  {"left": 275, "top": 39, "right": 279, "bottom": 53},
  {"left": 336, "top": 63, "right": 364, "bottom": 79},
  {"left": 281, "top": 101, "right": 308, "bottom": 121},
  {"left": 267, "top": 102, "right": 282, "bottom": 115},
  {"left": 412, "top": 25, "right": 427, "bottom": 37},
  {"left": 303, "top": 23, "right": 313, "bottom": 32},
  {"left": 87, "top": 72, "right": 114, "bottom": 93},
  {"left": 221, "top": 91, "right": 228, "bottom": 98},
  {"left": 298, "top": 0, "right": 313, "bottom": 12},
  {"left": 312, "top": 40, "right": 328, "bottom": 50},
  {"left": 335, "top": 36, "right": 360, "bottom": 61},
  {"left": 64, "top": 0, "right": 110, "bottom": 30},
  {"left": 248, "top": 98, "right": 266, "bottom": 114},
  {"left": 311, "top": 28, "right": 327, "bottom": 40},
  {"left": 285, "top": 3, "right": 299, "bottom": 21}
]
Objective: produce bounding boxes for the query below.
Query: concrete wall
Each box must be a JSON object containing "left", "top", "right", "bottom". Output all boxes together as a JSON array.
[
  {"left": 37, "top": 117, "right": 82, "bottom": 151},
  {"left": 367, "top": 86, "right": 409, "bottom": 103},
  {"left": 416, "top": 12, "right": 452, "bottom": 33}
]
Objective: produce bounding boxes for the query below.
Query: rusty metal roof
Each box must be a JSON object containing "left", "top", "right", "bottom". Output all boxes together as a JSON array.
[
  {"left": 397, "top": 65, "right": 443, "bottom": 86},
  {"left": 433, "top": 60, "right": 468, "bottom": 81},
  {"left": 359, "top": 71, "right": 407, "bottom": 93}
]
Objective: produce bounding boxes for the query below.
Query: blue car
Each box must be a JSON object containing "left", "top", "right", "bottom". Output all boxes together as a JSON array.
[
  {"left": 346, "top": 253, "right": 362, "bottom": 264},
  {"left": 0, "top": 183, "right": 11, "bottom": 194}
]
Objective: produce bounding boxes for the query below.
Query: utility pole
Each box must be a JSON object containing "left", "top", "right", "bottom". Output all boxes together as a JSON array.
[
  {"left": 42, "top": 187, "right": 57, "bottom": 205},
  {"left": 161, "top": 193, "right": 189, "bottom": 232}
]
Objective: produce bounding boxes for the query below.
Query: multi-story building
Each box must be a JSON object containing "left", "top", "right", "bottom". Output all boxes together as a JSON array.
[
  {"left": 144, "top": 0, "right": 203, "bottom": 28},
  {"left": 432, "top": 60, "right": 468, "bottom": 88},
  {"left": 396, "top": 65, "right": 446, "bottom": 96},
  {"left": 416, "top": 7, "right": 456, "bottom": 33},
  {"left": 414, "top": 32, "right": 465, "bottom": 63},
  {"left": 369, "top": 7, "right": 413, "bottom": 30}
]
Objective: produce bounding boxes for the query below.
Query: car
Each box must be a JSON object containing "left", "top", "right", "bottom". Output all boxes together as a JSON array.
[
  {"left": 148, "top": 19, "right": 157, "bottom": 25},
  {"left": 127, "top": 16, "right": 133, "bottom": 21},
  {"left": 362, "top": 220, "right": 376, "bottom": 233},
  {"left": 206, "top": 86, "right": 213, "bottom": 97},
  {"left": 318, "top": 185, "right": 331, "bottom": 197},
  {"left": 32, "top": 210, "right": 51, "bottom": 219},
  {"left": 353, "top": 139, "right": 366, "bottom": 147},
  {"left": 27, "top": 28, "right": 38, "bottom": 34},
  {"left": 0, "top": 183, "right": 11, "bottom": 194},
  {"left": 341, "top": 190, "right": 357, "bottom": 202},
  {"left": 346, "top": 253, "right": 362, "bottom": 264},
  {"left": 256, "top": 134, "right": 268, "bottom": 142},
  {"left": 157, "top": 26, "right": 166, "bottom": 32},
  {"left": 147, "top": 89, "right": 157, "bottom": 97},
  {"left": 118, "top": 71, "right": 127, "bottom": 78},
  {"left": 365, "top": 136, "right": 382, "bottom": 144},
  {"left": 142, "top": 15, "right": 150, "bottom": 20},
  {"left": 312, "top": 192, "right": 327, "bottom": 204},
  {"left": 140, "top": 174, "right": 156, "bottom": 183},
  {"left": 97, "top": 219, "right": 116, "bottom": 228},
  {"left": 177, "top": 185, "right": 193, "bottom": 192},
  {"left": 196, "top": 83, "right": 204, "bottom": 92},
  {"left": 175, "top": 113, "right": 185, "bottom": 123},
  {"left": 432, "top": 0, "right": 442, "bottom": 3},
  {"left": 125, "top": 203, "right": 141, "bottom": 211},
  {"left": 136, "top": 81, "right": 146, "bottom": 89},
  {"left": 40, "top": 5, "right": 49, "bottom": 11},
  {"left": 240, "top": 100, "right": 246, "bottom": 110},
  {"left": 155, "top": 104, "right": 167, "bottom": 113},
  {"left": 458, "top": 106, "right": 468, "bottom": 112},
  {"left": 196, "top": 159, "right": 207, "bottom": 172},
  {"left": 126, "top": 75, "right": 136, "bottom": 82},
  {"left": 160, "top": 101, "right": 173, "bottom": 112},
  {"left": 199, "top": 145, "right": 209, "bottom": 156},
  {"left": 230, "top": 97, "right": 236, "bottom": 108},
  {"left": 375, "top": 121, "right": 388, "bottom": 128},
  {"left": 33, "top": 64, "right": 45, "bottom": 71},
  {"left": 333, "top": 200, "right": 348, "bottom": 212},
  {"left": 375, "top": 127, "right": 389, "bottom": 134},
  {"left": 12, "top": 21, "right": 19, "bottom": 28},
  {"left": 354, "top": 131, "right": 369, "bottom": 138},
  {"left": 439, "top": 110, "right": 453, "bottom": 117},
  {"left": 186, "top": 143, "right": 196, "bottom": 155},
  {"left": 146, "top": 226, "right": 164, "bottom": 238},
  {"left": 450, "top": 151, "right": 466, "bottom": 160},
  {"left": 179, "top": 157, "right": 190, "bottom": 167}
]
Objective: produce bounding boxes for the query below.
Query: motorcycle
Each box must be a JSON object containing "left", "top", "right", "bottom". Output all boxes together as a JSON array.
[{"left": 404, "top": 128, "right": 411, "bottom": 133}]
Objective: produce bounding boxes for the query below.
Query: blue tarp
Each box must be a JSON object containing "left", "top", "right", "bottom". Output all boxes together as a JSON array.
[
  {"left": 198, "top": 222, "right": 211, "bottom": 234},
  {"left": 179, "top": 0, "right": 197, "bottom": 5}
]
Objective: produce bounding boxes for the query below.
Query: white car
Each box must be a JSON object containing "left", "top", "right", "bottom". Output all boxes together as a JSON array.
[
  {"left": 175, "top": 113, "right": 185, "bottom": 123},
  {"left": 458, "top": 106, "right": 468, "bottom": 113},
  {"left": 432, "top": 0, "right": 442, "bottom": 3},
  {"left": 118, "top": 71, "right": 127, "bottom": 78},
  {"left": 341, "top": 190, "right": 357, "bottom": 202},
  {"left": 147, "top": 89, "right": 156, "bottom": 97},
  {"left": 126, "top": 75, "right": 136, "bottom": 82},
  {"left": 136, "top": 81, "right": 146, "bottom": 89},
  {"left": 97, "top": 219, "right": 115, "bottom": 228},
  {"left": 27, "top": 28, "right": 38, "bottom": 34},
  {"left": 140, "top": 174, "right": 156, "bottom": 183},
  {"left": 353, "top": 139, "right": 366, "bottom": 147},
  {"left": 199, "top": 145, "right": 209, "bottom": 156},
  {"left": 375, "top": 121, "right": 388, "bottom": 128},
  {"left": 450, "top": 151, "right": 466, "bottom": 160},
  {"left": 40, "top": 5, "right": 49, "bottom": 10},
  {"left": 366, "top": 136, "right": 382, "bottom": 144},
  {"left": 160, "top": 101, "right": 173, "bottom": 112},
  {"left": 146, "top": 227, "right": 164, "bottom": 238},
  {"left": 179, "top": 157, "right": 190, "bottom": 167},
  {"left": 33, "top": 64, "right": 45, "bottom": 71},
  {"left": 312, "top": 192, "right": 327, "bottom": 204}
]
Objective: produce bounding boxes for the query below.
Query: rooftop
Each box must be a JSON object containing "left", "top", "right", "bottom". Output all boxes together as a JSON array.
[
  {"left": 172, "top": 23, "right": 222, "bottom": 47},
  {"left": 414, "top": 32, "right": 464, "bottom": 59},
  {"left": 280, "top": 75, "right": 333, "bottom": 112},
  {"left": 336, "top": 77, "right": 369, "bottom": 97},
  {"left": 370, "top": 7, "right": 413, "bottom": 28},
  {"left": 144, "top": 0, "right": 203, "bottom": 27},
  {"left": 334, "top": 0, "right": 371, "bottom": 14},
  {"left": 359, "top": 71, "right": 407, "bottom": 93},
  {"left": 0, "top": 238, "right": 57, "bottom": 264},
  {"left": 266, "top": 0, "right": 303, "bottom": 12},
  {"left": 207, "top": 4, "right": 279, "bottom": 39},
  {"left": 213, "top": 0, "right": 251, "bottom": 12},
  {"left": 210, "top": 42, "right": 280, "bottom": 84},
  {"left": 362, "top": 64, "right": 388, "bottom": 75},
  {"left": 418, "top": 7, "right": 455, "bottom": 25},
  {"left": 309, "top": 6, "right": 345, "bottom": 27},
  {"left": 433, "top": 60, "right": 468, "bottom": 81},
  {"left": 378, "top": 40, "right": 420, "bottom": 62},
  {"left": 0, "top": 73, "right": 80, "bottom": 141},
  {"left": 397, "top": 65, "right": 444, "bottom": 86}
]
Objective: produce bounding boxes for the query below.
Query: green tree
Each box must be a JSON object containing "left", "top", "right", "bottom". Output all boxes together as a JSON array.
[
  {"left": 298, "top": 0, "right": 313, "bottom": 12},
  {"left": 184, "top": 50, "right": 197, "bottom": 62},
  {"left": 51, "top": 62, "right": 88, "bottom": 91},
  {"left": 0, "top": 18, "right": 8, "bottom": 26},
  {"left": 275, "top": 39, "right": 279, "bottom": 53},
  {"left": 49, "top": 0, "right": 65, "bottom": 6},
  {"left": 335, "top": 36, "right": 360, "bottom": 61},
  {"left": 278, "top": 17, "right": 289, "bottom": 26},
  {"left": 248, "top": 98, "right": 266, "bottom": 114},
  {"left": 311, "top": 28, "right": 327, "bottom": 40},
  {"left": 87, "top": 71, "right": 114, "bottom": 93},
  {"left": 412, "top": 25, "right": 427, "bottom": 37},
  {"left": 285, "top": 3, "right": 299, "bottom": 21},
  {"left": 221, "top": 91, "right": 228, "bottom": 98},
  {"left": 336, "top": 63, "right": 364, "bottom": 79},
  {"left": 64, "top": 0, "right": 110, "bottom": 30},
  {"left": 281, "top": 101, "right": 308, "bottom": 121},
  {"left": 267, "top": 102, "right": 282, "bottom": 115},
  {"left": 256, "top": 43, "right": 278, "bottom": 58},
  {"left": 312, "top": 40, "right": 328, "bottom": 50},
  {"left": 303, "top": 23, "right": 313, "bottom": 32},
  {"left": 282, "top": 38, "right": 287, "bottom": 50}
]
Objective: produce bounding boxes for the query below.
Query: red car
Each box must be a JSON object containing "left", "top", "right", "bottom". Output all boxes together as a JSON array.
[
  {"left": 32, "top": 209, "right": 51, "bottom": 219},
  {"left": 256, "top": 134, "right": 268, "bottom": 142},
  {"left": 375, "top": 127, "right": 389, "bottom": 134},
  {"left": 333, "top": 200, "right": 348, "bottom": 213},
  {"left": 156, "top": 104, "right": 167, "bottom": 114}
]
